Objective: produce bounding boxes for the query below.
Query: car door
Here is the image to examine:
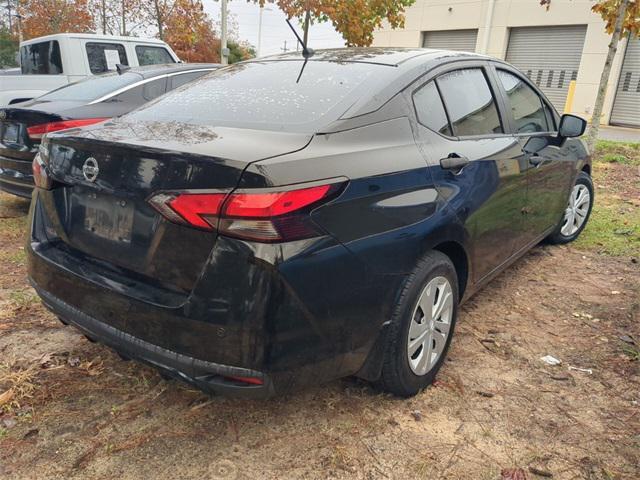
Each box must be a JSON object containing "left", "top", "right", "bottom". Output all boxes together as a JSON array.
[
  {"left": 411, "top": 62, "right": 529, "bottom": 283},
  {"left": 493, "top": 66, "right": 575, "bottom": 244}
]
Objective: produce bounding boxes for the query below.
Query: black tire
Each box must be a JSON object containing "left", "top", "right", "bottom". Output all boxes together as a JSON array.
[
  {"left": 376, "top": 250, "right": 459, "bottom": 397},
  {"left": 547, "top": 171, "right": 594, "bottom": 244}
]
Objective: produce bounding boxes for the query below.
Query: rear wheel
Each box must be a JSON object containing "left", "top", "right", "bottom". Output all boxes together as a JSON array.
[
  {"left": 377, "top": 251, "right": 458, "bottom": 397},
  {"left": 547, "top": 171, "right": 594, "bottom": 244}
]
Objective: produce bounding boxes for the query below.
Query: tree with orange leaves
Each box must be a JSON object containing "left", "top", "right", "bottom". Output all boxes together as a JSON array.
[
  {"left": 18, "top": 0, "right": 94, "bottom": 39},
  {"left": 164, "top": 0, "right": 221, "bottom": 62},
  {"left": 251, "top": 0, "right": 416, "bottom": 47}
]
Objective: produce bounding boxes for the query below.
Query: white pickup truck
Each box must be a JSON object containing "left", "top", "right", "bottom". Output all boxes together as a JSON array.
[{"left": 0, "top": 33, "right": 180, "bottom": 106}]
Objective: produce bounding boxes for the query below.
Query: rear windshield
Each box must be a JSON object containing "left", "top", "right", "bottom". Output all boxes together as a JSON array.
[
  {"left": 38, "top": 72, "right": 143, "bottom": 102},
  {"left": 124, "top": 60, "right": 381, "bottom": 132},
  {"left": 20, "top": 41, "right": 63, "bottom": 75}
]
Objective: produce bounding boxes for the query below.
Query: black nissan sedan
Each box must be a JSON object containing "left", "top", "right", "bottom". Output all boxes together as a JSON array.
[
  {"left": 0, "top": 63, "right": 219, "bottom": 198},
  {"left": 26, "top": 49, "right": 593, "bottom": 398}
]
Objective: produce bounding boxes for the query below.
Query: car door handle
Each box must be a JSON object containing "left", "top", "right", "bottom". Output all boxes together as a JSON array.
[{"left": 440, "top": 154, "right": 470, "bottom": 172}]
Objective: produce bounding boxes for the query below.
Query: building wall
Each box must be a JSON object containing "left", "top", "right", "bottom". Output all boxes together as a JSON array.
[{"left": 372, "top": 0, "right": 629, "bottom": 125}]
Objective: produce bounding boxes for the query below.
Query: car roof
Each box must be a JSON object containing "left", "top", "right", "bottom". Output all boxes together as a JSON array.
[
  {"left": 257, "top": 47, "right": 487, "bottom": 67},
  {"left": 121, "top": 63, "right": 221, "bottom": 79},
  {"left": 20, "top": 33, "right": 169, "bottom": 46},
  {"left": 252, "top": 47, "right": 493, "bottom": 124}
]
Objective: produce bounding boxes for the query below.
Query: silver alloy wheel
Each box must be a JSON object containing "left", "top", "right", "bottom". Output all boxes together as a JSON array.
[
  {"left": 407, "top": 276, "right": 453, "bottom": 376},
  {"left": 561, "top": 184, "right": 590, "bottom": 237}
]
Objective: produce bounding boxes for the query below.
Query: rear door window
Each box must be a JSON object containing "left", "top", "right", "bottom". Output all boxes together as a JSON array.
[
  {"left": 39, "top": 72, "right": 142, "bottom": 102},
  {"left": 111, "top": 77, "right": 167, "bottom": 104},
  {"left": 169, "top": 71, "right": 210, "bottom": 90},
  {"left": 436, "top": 68, "right": 504, "bottom": 136},
  {"left": 136, "top": 46, "right": 175, "bottom": 66},
  {"left": 413, "top": 81, "right": 452, "bottom": 136},
  {"left": 86, "top": 43, "right": 128, "bottom": 74},
  {"left": 496, "top": 69, "right": 551, "bottom": 133},
  {"left": 20, "top": 41, "right": 63, "bottom": 74}
]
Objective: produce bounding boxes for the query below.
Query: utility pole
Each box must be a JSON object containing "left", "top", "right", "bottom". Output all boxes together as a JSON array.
[
  {"left": 4, "top": 1, "right": 13, "bottom": 32},
  {"left": 302, "top": 10, "right": 310, "bottom": 46},
  {"left": 220, "top": 0, "right": 229, "bottom": 65},
  {"left": 121, "top": 0, "right": 126, "bottom": 36},
  {"left": 14, "top": 0, "right": 22, "bottom": 42},
  {"left": 102, "top": 0, "right": 107, "bottom": 34}
]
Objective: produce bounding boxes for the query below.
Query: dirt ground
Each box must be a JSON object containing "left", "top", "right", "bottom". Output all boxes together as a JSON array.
[{"left": 0, "top": 151, "right": 639, "bottom": 479}]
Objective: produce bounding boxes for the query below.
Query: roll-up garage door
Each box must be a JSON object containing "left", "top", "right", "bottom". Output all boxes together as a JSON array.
[
  {"left": 506, "top": 25, "right": 587, "bottom": 111},
  {"left": 422, "top": 29, "right": 478, "bottom": 52},
  {"left": 610, "top": 37, "right": 640, "bottom": 127}
]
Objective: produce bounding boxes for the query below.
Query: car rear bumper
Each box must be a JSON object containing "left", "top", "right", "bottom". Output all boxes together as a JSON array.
[
  {"left": 26, "top": 191, "right": 401, "bottom": 396},
  {"left": 31, "top": 280, "right": 276, "bottom": 398},
  {"left": 0, "top": 155, "right": 34, "bottom": 198}
]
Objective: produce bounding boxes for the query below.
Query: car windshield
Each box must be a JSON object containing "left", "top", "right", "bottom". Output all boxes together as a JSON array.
[
  {"left": 124, "top": 60, "right": 382, "bottom": 132},
  {"left": 38, "top": 72, "right": 143, "bottom": 102}
]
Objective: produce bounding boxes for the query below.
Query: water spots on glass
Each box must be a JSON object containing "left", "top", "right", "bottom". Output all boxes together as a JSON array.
[{"left": 124, "top": 61, "right": 377, "bottom": 132}]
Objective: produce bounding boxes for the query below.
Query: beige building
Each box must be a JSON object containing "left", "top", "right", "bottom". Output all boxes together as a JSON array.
[{"left": 372, "top": 0, "right": 640, "bottom": 128}]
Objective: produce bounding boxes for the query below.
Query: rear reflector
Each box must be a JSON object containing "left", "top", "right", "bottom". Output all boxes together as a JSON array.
[
  {"left": 223, "top": 375, "right": 264, "bottom": 385},
  {"left": 148, "top": 181, "right": 344, "bottom": 242},
  {"left": 32, "top": 153, "right": 52, "bottom": 190},
  {"left": 27, "top": 118, "right": 108, "bottom": 140}
]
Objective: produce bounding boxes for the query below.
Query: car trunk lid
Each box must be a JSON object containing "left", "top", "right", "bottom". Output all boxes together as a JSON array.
[
  {"left": 0, "top": 107, "right": 63, "bottom": 160},
  {"left": 38, "top": 120, "right": 312, "bottom": 295}
]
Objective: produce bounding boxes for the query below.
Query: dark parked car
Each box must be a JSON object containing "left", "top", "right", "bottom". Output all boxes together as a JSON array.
[
  {"left": 0, "top": 63, "right": 219, "bottom": 197},
  {"left": 26, "top": 49, "right": 593, "bottom": 398}
]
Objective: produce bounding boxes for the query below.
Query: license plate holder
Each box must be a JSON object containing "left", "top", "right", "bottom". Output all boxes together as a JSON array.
[{"left": 84, "top": 194, "right": 134, "bottom": 243}]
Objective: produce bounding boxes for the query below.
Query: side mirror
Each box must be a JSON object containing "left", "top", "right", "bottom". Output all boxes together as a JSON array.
[{"left": 558, "top": 114, "right": 587, "bottom": 138}]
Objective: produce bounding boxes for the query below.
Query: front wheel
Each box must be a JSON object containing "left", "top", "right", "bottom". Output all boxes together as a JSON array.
[
  {"left": 376, "top": 251, "right": 459, "bottom": 397},
  {"left": 547, "top": 171, "right": 594, "bottom": 244}
]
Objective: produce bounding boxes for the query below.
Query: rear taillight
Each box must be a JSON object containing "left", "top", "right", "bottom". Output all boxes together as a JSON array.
[
  {"left": 32, "top": 153, "right": 52, "bottom": 190},
  {"left": 27, "top": 118, "right": 108, "bottom": 141},
  {"left": 148, "top": 181, "right": 345, "bottom": 242}
]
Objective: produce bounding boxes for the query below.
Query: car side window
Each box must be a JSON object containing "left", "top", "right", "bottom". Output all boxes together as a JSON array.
[
  {"left": 169, "top": 71, "right": 208, "bottom": 90},
  {"left": 136, "top": 46, "right": 175, "bottom": 66},
  {"left": 110, "top": 78, "right": 167, "bottom": 104},
  {"left": 413, "top": 81, "right": 452, "bottom": 136},
  {"left": 496, "top": 69, "right": 551, "bottom": 134},
  {"left": 20, "top": 41, "right": 63, "bottom": 74},
  {"left": 436, "top": 68, "right": 504, "bottom": 137},
  {"left": 142, "top": 78, "right": 167, "bottom": 101},
  {"left": 86, "top": 43, "right": 128, "bottom": 74}
]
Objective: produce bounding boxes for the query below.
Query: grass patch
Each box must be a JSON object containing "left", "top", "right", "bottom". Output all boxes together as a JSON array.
[
  {"left": 594, "top": 140, "right": 640, "bottom": 166},
  {"left": 0, "top": 216, "right": 27, "bottom": 238},
  {"left": 573, "top": 140, "right": 640, "bottom": 257},
  {"left": 0, "top": 247, "right": 26, "bottom": 265},
  {"left": 574, "top": 198, "right": 640, "bottom": 257},
  {"left": 8, "top": 289, "right": 40, "bottom": 308}
]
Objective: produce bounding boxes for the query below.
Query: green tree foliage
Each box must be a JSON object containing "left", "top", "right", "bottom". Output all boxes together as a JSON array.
[
  {"left": 228, "top": 40, "right": 255, "bottom": 63},
  {"left": 0, "top": 28, "right": 18, "bottom": 68}
]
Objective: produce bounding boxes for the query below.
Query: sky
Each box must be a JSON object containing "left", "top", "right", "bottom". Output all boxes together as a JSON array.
[{"left": 202, "top": 1, "right": 346, "bottom": 57}]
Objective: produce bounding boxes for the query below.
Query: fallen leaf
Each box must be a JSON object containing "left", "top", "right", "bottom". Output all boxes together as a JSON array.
[
  {"left": 1, "top": 417, "right": 17, "bottom": 429},
  {"left": 39, "top": 353, "right": 54, "bottom": 369},
  {"left": 501, "top": 467, "right": 528, "bottom": 480},
  {"left": 67, "top": 356, "right": 81, "bottom": 367},
  {"left": 619, "top": 335, "right": 635, "bottom": 345},
  {"left": 0, "top": 389, "right": 14, "bottom": 407}
]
